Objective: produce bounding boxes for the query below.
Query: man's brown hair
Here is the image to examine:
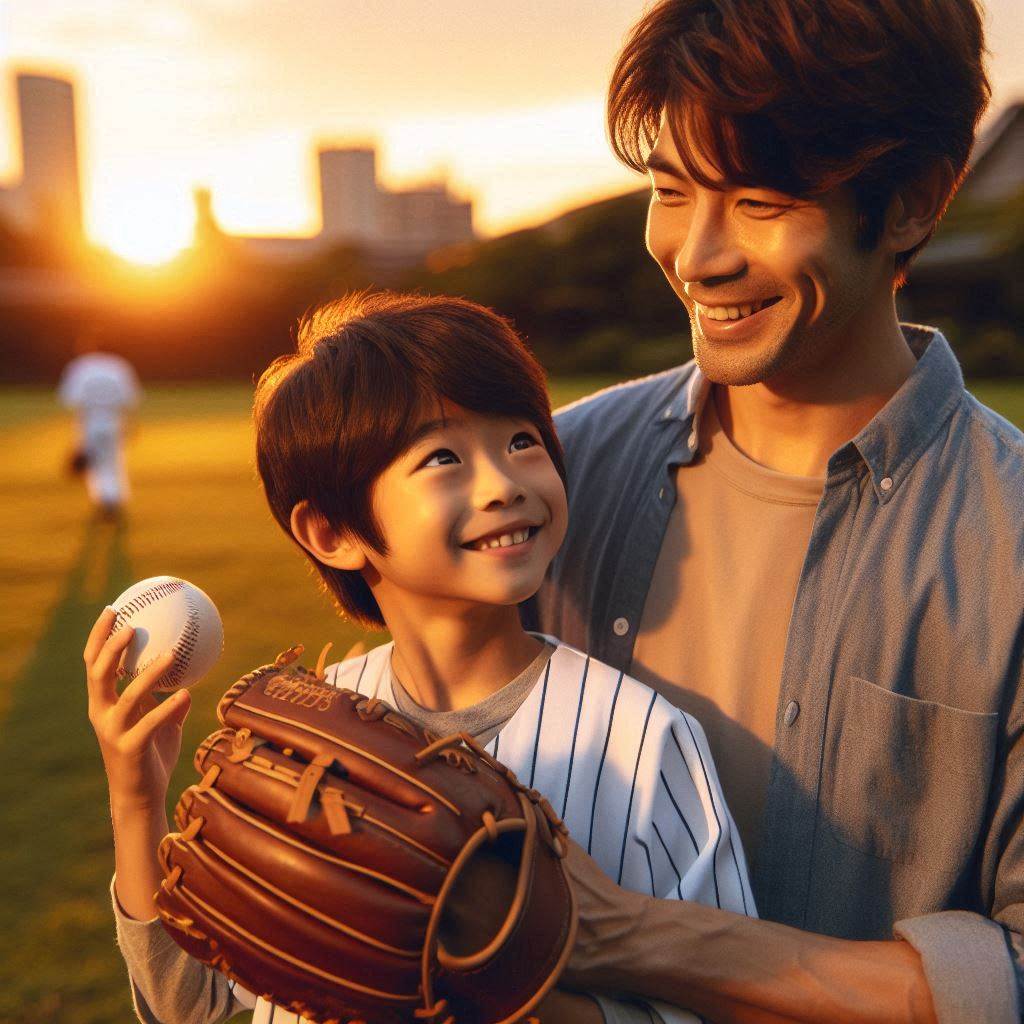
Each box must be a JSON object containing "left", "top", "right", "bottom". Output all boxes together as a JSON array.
[
  {"left": 254, "top": 291, "right": 566, "bottom": 629},
  {"left": 607, "top": 0, "right": 990, "bottom": 284}
]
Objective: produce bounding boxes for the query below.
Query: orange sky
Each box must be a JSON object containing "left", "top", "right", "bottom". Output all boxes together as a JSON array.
[{"left": 1, "top": 1, "right": 1022, "bottom": 263}]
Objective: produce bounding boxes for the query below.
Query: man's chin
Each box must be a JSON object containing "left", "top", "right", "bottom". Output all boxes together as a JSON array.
[
  {"left": 692, "top": 332, "right": 790, "bottom": 387},
  {"left": 692, "top": 315, "right": 811, "bottom": 387}
]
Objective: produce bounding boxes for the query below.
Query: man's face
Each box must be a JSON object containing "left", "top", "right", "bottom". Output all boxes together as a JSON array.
[
  {"left": 362, "top": 399, "right": 568, "bottom": 616},
  {"left": 644, "top": 119, "right": 890, "bottom": 387}
]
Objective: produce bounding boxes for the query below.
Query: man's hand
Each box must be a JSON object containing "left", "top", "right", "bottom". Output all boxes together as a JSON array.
[
  {"left": 560, "top": 836, "right": 650, "bottom": 992},
  {"left": 557, "top": 833, "right": 937, "bottom": 1024}
]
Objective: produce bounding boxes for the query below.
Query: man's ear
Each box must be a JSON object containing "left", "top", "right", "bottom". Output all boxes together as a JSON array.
[
  {"left": 882, "top": 160, "right": 955, "bottom": 255},
  {"left": 289, "top": 500, "right": 367, "bottom": 572}
]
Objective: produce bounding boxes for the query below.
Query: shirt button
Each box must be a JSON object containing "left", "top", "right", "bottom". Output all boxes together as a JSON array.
[
  {"left": 612, "top": 617, "right": 630, "bottom": 637},
  {"left": 687, "top": 430, "right": 698, "bottom": 451},
  {"left": 658, "top": 487, "right": 665, "bottom": 500},
  {"left": 784, "top": 700, "right": 800, "bottom": 726},
  {"left": 880, "top": 476, "right": 893, "bottom": 491}
]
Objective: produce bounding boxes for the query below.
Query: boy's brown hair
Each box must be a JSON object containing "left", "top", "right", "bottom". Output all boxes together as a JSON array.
[
  {"left": 254, "top": 291, "right": 566, "bottom": 629},
  {"left": 607, "top": 0, "right": 990, "bottom": 285}
]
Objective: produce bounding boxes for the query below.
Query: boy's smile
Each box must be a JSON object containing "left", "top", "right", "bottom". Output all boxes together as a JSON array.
[{"left": 461, "top": 522, "right": 541, "bottom": 552}]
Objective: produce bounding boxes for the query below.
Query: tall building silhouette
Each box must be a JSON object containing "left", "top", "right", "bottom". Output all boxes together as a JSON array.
[
  {"left": 0, "top": 72, "right": 82, "bottom": 238},
  {"left": 218, "top": 142, "right": 475, "bottom": 271},
  {"left": 318, "top": 145, "right": 473, "bottom": 256},
  {"left": 319, "top": 148, "right": 378, "bottom": 244}
]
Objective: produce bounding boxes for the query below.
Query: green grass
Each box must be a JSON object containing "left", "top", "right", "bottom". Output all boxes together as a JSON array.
[
  {"left": 1, "top": 372, "right": 1020, "bottom": 1023},
  {"left": 968, "top": 380, "right": 1024, "bottom": 427}
]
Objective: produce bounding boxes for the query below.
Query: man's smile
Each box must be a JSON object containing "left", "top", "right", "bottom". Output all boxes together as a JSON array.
[
  {"left": 693, "top": 296, "right": 782, "bottom": 322},
  {"left": 692, "top": 294, "right": 786, "bottom": 343}
]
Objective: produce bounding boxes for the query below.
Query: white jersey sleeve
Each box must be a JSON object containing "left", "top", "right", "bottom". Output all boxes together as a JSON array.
[{"left": 633, "top": 701, "right": 753, "bottom": 915}]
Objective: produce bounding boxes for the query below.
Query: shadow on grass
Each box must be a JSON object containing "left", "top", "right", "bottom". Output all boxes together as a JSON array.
[{"left": 0, "top": 514, "right": 135, "bottom": 1023}]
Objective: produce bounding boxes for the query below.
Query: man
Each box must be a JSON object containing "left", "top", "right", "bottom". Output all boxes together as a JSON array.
[{"left": 524, "top": 0, "right": 1023, "bottom": 1021}]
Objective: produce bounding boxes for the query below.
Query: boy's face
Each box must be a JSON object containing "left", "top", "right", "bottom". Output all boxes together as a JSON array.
[
  {"left": 361, "top": 400, "right": 567, "bottom": 617},
  {"left": 644, "top": 116, "right": 893, "bottom": 388}
]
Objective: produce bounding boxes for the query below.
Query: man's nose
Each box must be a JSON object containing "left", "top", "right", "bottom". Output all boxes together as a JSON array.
[{"left": 671, "top": 204, "right": 745, "bottom": 285}]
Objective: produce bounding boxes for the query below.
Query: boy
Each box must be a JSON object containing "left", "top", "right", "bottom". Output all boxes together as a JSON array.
[{"left": 86, "top": 291, "right": 753, "bottom": 1024}]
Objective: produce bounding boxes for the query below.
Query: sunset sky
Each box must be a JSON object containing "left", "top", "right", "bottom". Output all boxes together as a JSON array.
[{"left": 1, "top": 0, "right": 1022, "bottom": 263}]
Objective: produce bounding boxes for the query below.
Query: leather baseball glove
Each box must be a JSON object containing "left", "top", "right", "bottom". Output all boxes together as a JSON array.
[{"left": 154, "top": 645, "right": 577, "bottom": 1024}]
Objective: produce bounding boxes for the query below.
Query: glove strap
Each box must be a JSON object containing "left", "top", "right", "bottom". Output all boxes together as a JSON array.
[
  {"left": 428, "top": 789, "right": 539, "bottom": 974},
  {"left": 286, "top": 751, "right": 335, "bottom": 825},
  {"left": 320, "top": 786, "right": 353, "bottom": 835}
]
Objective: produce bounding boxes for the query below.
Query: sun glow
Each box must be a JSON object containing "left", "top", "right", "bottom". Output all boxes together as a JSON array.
[{"left": 92, "top": 190, "right": 194, "bottom": 267}]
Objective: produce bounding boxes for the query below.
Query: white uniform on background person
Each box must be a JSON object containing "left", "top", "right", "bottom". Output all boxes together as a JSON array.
[{"left": 57, "top": 351, "right": 141, "bottom": 515}]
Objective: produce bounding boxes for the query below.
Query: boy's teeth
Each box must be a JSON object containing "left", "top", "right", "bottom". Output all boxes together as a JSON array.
[{"left": 475, "top": 529, "right": 531, "bottom": 551}]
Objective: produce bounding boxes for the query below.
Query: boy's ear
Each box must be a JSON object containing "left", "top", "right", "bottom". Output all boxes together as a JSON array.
[
  {"left": 289, "top": 501, "right": 367, "bottom": 572},
  {"left": 882, "top": 159, "right": 955, "bottom": 256}
]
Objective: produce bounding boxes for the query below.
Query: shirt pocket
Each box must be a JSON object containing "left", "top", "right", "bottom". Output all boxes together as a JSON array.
[{"left": 822, "top": 675, "right": 998, "bottom": 864}]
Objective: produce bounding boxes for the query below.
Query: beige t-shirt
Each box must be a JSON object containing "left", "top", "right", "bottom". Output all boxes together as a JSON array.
[{"left": 631, "top": 390, "right": 824, "bottom": 870}]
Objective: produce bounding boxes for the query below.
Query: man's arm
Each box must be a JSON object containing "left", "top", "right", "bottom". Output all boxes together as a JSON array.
[{"left": 559, "top": 838, "right": 938, "bottom": 1024}]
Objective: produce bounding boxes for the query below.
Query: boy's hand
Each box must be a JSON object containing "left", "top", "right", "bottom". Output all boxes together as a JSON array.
[{"left": 85, "top": 606, "right": 191, "bottom": 811}]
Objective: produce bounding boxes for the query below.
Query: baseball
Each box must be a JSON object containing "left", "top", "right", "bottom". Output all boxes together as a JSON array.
[{"left": 109, "top": 576, "right": 224, "bottom": 691}]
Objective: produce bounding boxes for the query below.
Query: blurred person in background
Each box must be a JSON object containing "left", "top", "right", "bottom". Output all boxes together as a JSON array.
[{"left": 58, "top": 334, "right": 141, "bottom": 519}]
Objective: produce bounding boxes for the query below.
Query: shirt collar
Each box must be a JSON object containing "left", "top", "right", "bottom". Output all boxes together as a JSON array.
[
  {"left": 663, "top": 324, "right": 964, "bottom": 502},
  {"left": 654, "top": 360, "right": 710, "bottom": 428},
  {"left": 843, "top": 324, "right": 964, "bottom": 503}
]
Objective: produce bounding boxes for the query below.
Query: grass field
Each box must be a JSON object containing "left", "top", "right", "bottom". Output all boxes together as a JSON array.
[{"left": 1, "top": 375, "right": 1021, "bottom": 1024}]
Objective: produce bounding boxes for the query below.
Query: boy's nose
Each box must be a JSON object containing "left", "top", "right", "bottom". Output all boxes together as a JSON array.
[{"left": 472, "top": 465, "right": 527, "bottom": 511}]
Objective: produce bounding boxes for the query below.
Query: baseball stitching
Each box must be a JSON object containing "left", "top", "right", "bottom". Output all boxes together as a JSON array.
[{"left": 114, "top": 581, "right": 204, "bottom": 688}]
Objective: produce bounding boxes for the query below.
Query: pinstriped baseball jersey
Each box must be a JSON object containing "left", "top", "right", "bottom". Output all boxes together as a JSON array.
[{"left": 239, "top": 637, "right": 755, "bottom": 1024}]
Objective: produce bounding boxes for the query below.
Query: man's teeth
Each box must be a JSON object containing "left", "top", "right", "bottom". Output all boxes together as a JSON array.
[
  {"left": 698, "top": 297, "right": 776, "bottom": 321},
  {"left": 475, "top": 528, "right": 532, "bottom": 551}
]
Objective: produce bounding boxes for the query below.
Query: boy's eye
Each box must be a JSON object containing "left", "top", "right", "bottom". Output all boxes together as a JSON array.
[
  {"left": 509, "top": 432, "right": 538, "bottom": 452},
  {"left": 422, "top": 448, "right": 460, "bottom": 468}
]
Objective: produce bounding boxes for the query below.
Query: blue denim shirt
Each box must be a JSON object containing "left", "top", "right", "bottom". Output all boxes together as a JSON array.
[{"left": 524, "top": 326, "right": 1024, "bottom": 1023}]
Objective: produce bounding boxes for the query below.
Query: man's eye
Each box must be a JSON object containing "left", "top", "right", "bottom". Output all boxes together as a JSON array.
[
  {"left": 509, "top": 432, "right": 538, "bottom": 452},
  {"left": 422, "top": 448, "right": 460, "bottom": 468},
  {"left": 739, "top": 198, "right": 788, "bottom": 213},
  {"left": 652, "top": 186, "right": 686, "bottom": 204}
]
